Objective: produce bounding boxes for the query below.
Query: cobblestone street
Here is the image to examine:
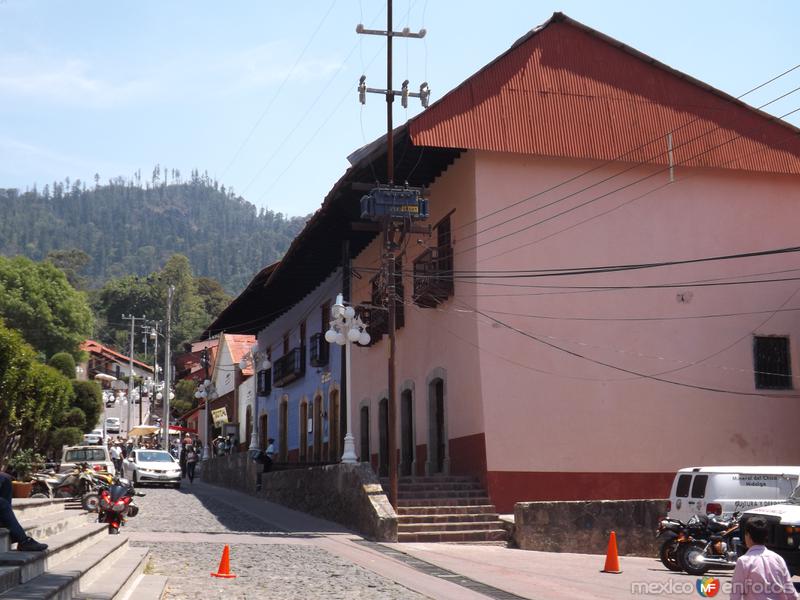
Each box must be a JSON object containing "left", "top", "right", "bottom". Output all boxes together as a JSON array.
[{"left": 126, "top": 483, "right": 427, "bottom": 599}]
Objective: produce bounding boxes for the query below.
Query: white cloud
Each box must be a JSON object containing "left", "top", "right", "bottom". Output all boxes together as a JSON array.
[
  {"left": 0, "top": 55, "right": 154, "bottom": 107},
  {"left": 211, "top": 42, "right": 342, "bottom": 91}
]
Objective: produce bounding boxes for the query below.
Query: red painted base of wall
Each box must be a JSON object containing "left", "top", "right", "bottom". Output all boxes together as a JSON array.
[
  {"left": 448, "top": 433, "right": 487, "bottom": 486},
  {"left": 486, "top": 471, "right": 675, "bottom": 513},
  {"left": 287, "top": 449, "right": 299, "bottom": 463}
]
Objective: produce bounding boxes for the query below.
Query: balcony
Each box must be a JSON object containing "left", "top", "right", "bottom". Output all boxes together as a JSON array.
[
  {"left": 272, "top": 347, "right": 305, "bottom": 388},
  {"left": 309, "top": 332, "right": 329, "bottom": 367},
  {"left": 413, "top": 246, "right": 454, "bottom": 307}
]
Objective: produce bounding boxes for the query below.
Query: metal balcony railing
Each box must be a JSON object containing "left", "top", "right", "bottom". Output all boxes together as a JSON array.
[
  {"left": 413, "top": 245, "right": 454, "bottom": 307},
  {"left": 272, "top": 347, "right": 305, "bottom": 388},
  {"left": 309, "top": 332, "right": 329, "bottom": 367}
]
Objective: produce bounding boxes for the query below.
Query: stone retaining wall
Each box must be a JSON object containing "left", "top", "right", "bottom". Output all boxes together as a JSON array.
[
  {"left": 513, "top": 499, "right": 668, "bottom": 557},
  {"left": 201, "top": 454, "right": 397, "bottom": 542}
]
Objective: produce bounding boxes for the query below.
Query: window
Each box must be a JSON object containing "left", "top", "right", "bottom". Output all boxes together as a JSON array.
[
  {"left": 300, "top": 320, "right": 306, "bottom": 349},
  {"left": 321, "top": 302, "right": 330, "bottom": 334},
  {"left": 675, "top": 474, "right": 692, "bottom": 497},
  {"left": 690, "top": 475, "right": 708, "bottom": 499},
  {"left": 754, "top": 336, "right": 792, "bottom": 389},
  {"left": 283, "top": 333, "right": 289, "bottom": 354}
]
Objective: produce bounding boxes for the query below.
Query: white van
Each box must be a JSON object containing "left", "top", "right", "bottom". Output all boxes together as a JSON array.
[{"left": 667, "top": 466, "right": 800, "bottom": 521}]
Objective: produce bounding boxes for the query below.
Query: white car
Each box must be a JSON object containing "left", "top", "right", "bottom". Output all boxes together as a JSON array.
[
  {"left": 60, "top": 446, "right": 114, "bottom": 474},
  {"left": 105, "top": 418, "right": 120, "bottom": 434},
  {"left": 123, "top": 449, "right": 181, "bottom": 488}
]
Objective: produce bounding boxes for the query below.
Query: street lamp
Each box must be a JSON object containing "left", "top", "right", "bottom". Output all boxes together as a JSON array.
[
  {"left": 240, "top": 345, "right": 271, "bottom": 460},
  {"left": 325, "top": 293, "right": 370, "bottom": 464},
  {"left": 194, "top": 379, "right": 217, "bottom": 460}
]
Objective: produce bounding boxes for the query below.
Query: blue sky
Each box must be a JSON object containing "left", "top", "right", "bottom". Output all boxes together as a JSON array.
[{"left": 1, "top": 1, "right": 798, "bottom": 217}]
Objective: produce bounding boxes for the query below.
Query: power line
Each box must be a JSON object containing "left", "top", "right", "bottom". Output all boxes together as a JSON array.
[
  {"left": 218, "top": 0, "right": 339, "bottom": 181},
  {"left": 450, "top": 63, "right": 800, "bottom": 238},
  {"left": 456, "top": 103, "right": 800, "bottom": 258}
]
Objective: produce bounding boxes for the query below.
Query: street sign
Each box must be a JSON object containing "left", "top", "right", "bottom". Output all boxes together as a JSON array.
[{"left": 211, "top": 407, "right": 228, "bottom": 427}]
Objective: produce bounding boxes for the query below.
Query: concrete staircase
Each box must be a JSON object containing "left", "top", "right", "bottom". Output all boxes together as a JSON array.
[
  {"left": 0, "top": 498, "right": 165, "bottom": 599},
  {"left": 382, "top": 476, "right": 508, "bottom": 544}
]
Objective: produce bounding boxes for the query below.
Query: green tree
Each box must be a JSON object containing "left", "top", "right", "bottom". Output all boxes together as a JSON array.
[
  {"left": 62, "top": 407, "right": 87, "bottom": 430},
  {"left": 43, "top": 428, "right": 84, "bottom": 458},
  {"left": 71, "top": 380, "right": 103, "bottom": 432},
  {"left": 0, "top": 256, "right": 93, "bottom": 358},
  {"left": 48, "top": 352, "right": 76, "bottom": 379},
  {"left": 46, "top": 248, "right": 92, "bottom": 290},
  {"left": 0, "top": 321, "right": 75, "bottom": 466},
  {"left": 172, "top": 378, "right": 198, "bottom": 416},
  {"left": 196, "top": 277, "right": 232, "bottom": 321},
  {"left": 159, "top": 254, "right": 210, "bottom": 351}
]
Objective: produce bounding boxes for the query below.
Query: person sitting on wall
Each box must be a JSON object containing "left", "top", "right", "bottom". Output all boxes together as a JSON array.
[
  {"left": 262, "top": 438, "right": 276, "bottom": 473},
  {"left": 0, "top": 473, "right": 48, "bottom": 552}
]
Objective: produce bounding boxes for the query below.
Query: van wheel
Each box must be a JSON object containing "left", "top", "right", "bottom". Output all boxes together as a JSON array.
[
  {"left": 678, "top": 541, "right": 710, "bottom": 576},
  {"left": 658, "top": 536, "right": 681, "bottom": 572}
]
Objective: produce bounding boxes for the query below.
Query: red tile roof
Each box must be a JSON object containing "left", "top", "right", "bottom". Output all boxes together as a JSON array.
[
  {"left": 408, "top": 13, "right": 800, "bottom": 174},
  {"left": 224, "top": 334, "right": 257, "bottom": 377},
  {"left": 80, "top": 340, "right": 154, "bottom": 373}
]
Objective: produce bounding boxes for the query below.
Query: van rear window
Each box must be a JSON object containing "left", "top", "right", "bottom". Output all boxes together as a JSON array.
[
  {"left": 676, "top": 474, "right": 692, "bottom": 497},
  {"left": 691, "top": 475, "right": 708, "bottom": 498},
  {"left": 65, "top": 449, "right": 107, "bottom": 462}
]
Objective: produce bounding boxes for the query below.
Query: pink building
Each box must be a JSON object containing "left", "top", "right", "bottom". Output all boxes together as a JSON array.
[{"left": 344, "top": 13, "right": 800, "bottom": 512}]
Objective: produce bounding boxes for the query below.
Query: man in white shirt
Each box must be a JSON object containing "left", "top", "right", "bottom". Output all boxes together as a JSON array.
[
  {"left": 109, "top": 443, "right": 123, "bottom": 475},
  {"left": 730, "top": 516, "right": 797, "bottom": 600}
]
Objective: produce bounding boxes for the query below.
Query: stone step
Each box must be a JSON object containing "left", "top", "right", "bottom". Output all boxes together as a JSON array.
[
  {"left": 398, "top": 504, "right": 498, "bottom": 516},
  {"left": 10, "top": 499, "right": 69, "bottom": 522},
  {"left": 394, "top": 482, "right": 485, "bottom": 493},
  {"left": 398, "top": 513, "right": 499, "bottom": 524},
  {"left": 1, "top": 510, "right": 95, "bottom": 553},
  {"left": 397, "top": 489, "right": 489, "bottom": 500},
  {"left": 398, "top": 520, "right": 505, "bottom": 533},
  {"left": 397, "top": 529, "right": 508, "bottom": 543},
  {"left": 0, "top": 534, "right": 132, "bottom": 599},
  {"left": 382, "top": 476, "right": 479, "bottom": 485},
  {"left": 74, "top": 545, "right": 150, "bottom": 599},
  {"left": 397, "top": 497, "right": 492, "bottom": 507},
  {"left": 120, "top": 574, "right": 168, "bottom": 600},
  {"left": 0, "top": 522, "right": 108, "bottom": 586}
]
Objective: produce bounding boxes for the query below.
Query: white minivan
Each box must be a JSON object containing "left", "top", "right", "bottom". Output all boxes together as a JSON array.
[{"left": 667, "top": 466, "right": 800, "bottom": 521}]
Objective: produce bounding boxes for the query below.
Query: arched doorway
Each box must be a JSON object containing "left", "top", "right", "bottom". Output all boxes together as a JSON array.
[
  {"left": 400, "top": 389, "right": 414, "bottom": 476},
  {"left": 279, "top": 396, "right": 288, "bottom": 461},
  {"left": 313, "top": 394, "right": 322, "bottom": 462},
  {"left": 259, "top": 414, "right": 268, "bottom": 451},
  {"left": 299, "top": 401, "right": 308, "bottom": 462},
  {"left": 359, "top": 405, "right": 370, "bottom": 463},
  {"left": 378, "top": 398, "right": 389, "bottom": 477},
  {"left": 328, "top": 389, "right": 340, "bottom": 461},
  {"left": 427, "top": 377, "right": 448, "bottom": 474}
]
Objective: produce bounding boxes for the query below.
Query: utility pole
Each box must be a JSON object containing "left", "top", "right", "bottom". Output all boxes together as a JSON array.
[
  {"left": 162, "top": 287, "right": 174, "bottom": 451},
  {"left": 357, "top": 1, "right": 429, "bottom": 510},
  {"left": 122, "top": 314, "right": 147, "bottom": 434}
]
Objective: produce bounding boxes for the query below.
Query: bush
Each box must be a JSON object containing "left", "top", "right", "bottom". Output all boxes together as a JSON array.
[
  {"left": 62, "top": 407, "right": 87, "bottom": 430},
  {"left": 71, "top": 380, "right": 103, "bottom": 432},
  {"left": 48, "top": 352, "right": 76, "bottom": 379},
  {"left": 49, "top": 428, "right": 84, "bottom": 452}
]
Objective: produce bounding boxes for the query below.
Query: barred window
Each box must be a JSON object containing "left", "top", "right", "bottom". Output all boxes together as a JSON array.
[{"left": 753, "top": 336, "right": 792, "bottom": 390}]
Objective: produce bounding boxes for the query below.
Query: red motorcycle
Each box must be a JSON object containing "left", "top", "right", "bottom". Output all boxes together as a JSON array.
[{"left": 96, "top": 478, "right": 143, "bottom": 534}]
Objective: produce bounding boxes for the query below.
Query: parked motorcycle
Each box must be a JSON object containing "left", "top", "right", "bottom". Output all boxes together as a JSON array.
[
  {"left": 655, "top": 517, "right": 685, "bottom": 571},
  {"left": 676, "top": 512, "right": 744, "bottom": 575},
  {"left": 95, "top": 478, "right": 144, "bottom": 534},
  {"left": 30, "top": 462, "right": 110, "bottom": 500}
]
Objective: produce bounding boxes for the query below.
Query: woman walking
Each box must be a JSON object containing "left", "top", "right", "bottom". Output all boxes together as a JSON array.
[{"left": 185, "top": 444, "right": 199, "bottom": 484}]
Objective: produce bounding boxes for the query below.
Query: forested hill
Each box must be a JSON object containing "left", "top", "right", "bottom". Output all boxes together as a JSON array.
[{"left": 0, "top": 170, "right": 307, "bottom": 293}]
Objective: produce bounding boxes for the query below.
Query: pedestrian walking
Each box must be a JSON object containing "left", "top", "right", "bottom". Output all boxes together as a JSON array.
[
  {"left": 185, "top": 445, "right": 199, "bottom": 484},
  {"left": 262, "top": 438, "right": 276, "bottom": 473},
  {"left": 109, "top": 443, "right": 123, "bottom": 476},
  {"left": 179, "top": 443, "right": 188, "bottom": 479},
  {"left": 730, "top": 516, "right": 797, "bottom": 600}
]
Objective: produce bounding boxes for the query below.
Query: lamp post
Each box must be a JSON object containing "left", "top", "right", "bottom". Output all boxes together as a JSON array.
[
  {"left": 195, "top": 379, "right": 217, "bottom": 460},
  {"left": 325, "top": 293, "right": 370, "bottom": 464},
  {"left": 241, "top": 345, "right": 271, "bottom": 459}
]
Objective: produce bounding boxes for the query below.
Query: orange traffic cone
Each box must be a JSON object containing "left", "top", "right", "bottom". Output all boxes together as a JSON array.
[
  {"left": 211, "top": 544, "right": 237, "bottom": 578},
  {"left": 600, "top": 531, "right": 622, "bottom": 574}
]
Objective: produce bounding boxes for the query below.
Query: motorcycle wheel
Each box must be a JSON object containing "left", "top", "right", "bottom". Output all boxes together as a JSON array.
[
  {"left": 81, "top": 493, "right": 100, "bottom": 512},
  {"left": 678, "top": 541, "right": 710, "bottom": 576},
  {"left": 30, "top": 493, "right": 49, "bottom": 499},
  {"left": 658, "top": 536, "right": 681, "bottom": 572}
]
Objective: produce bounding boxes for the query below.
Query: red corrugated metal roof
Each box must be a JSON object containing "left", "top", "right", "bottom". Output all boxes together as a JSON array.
[
  {"left": 409, "top": 13, "right": 800, "bottom": 174},
  {"left": 81, "top": 340, "right": 153, "bottom": 373}
]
